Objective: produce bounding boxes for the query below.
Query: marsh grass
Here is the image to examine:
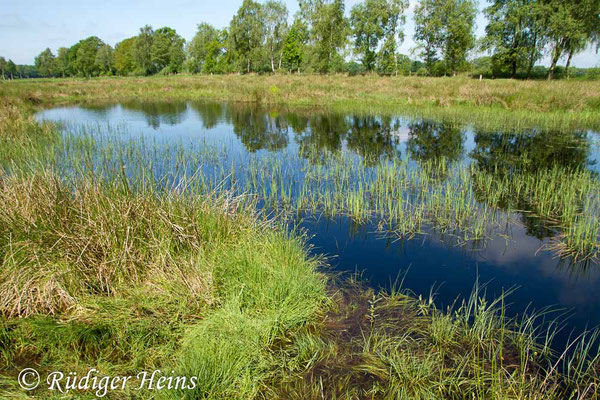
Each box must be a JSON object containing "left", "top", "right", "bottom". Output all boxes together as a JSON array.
[
  {"left": 0, "top": 97, "right": 59, "bottom": 167},
  {"left": 2, "top": 75, "right": 600, "bottom": 132},
  {"left": 472, "top": 166, "right": 600, "bottom": 261},
  {"left": 0, "top": 170, "right": 327, "bottom": 399},
  {"left": 43, "top": 122, "right": 600, "bottom": 261},
  {"left": 1, "top": 84, "right": 599, "bottom": 399},
  {"left": 265, "top": 279, "right": 600, "bottom": 399}
]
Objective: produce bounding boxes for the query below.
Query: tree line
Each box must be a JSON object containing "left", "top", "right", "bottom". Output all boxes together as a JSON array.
[{"left": 3, "top": 0, "right": 598, "bottom": 81}]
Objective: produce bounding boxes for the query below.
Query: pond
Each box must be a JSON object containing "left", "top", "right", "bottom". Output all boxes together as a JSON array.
[{"left": 37, "top": 100, "right": 600, "bottom": 348}]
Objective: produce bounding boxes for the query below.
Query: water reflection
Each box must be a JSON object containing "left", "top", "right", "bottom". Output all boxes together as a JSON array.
[
  {"left": 470, "top": 129, "right": 595, "bottom": 241},
  {"left": 294, "top": 113, "right": 348, "bottom": 162},
  {"left": 470, "top": 129, "right": 594, "bottom": 174},
  {"left": 226, "top": 105, "right": 289, "bottom": 152},
  {"left": 407, "top": 120, "right": 464, "bottom": 163},
  {"left": 119, "top": 101, "right": 187, "bottom": 129},
  {"left": 188, "top": 102, "right": 225, "bottom": 129}
]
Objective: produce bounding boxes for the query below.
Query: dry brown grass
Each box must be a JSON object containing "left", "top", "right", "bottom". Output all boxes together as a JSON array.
[{"left": 0, "top": 172, "right": 230, "bottom": 317}]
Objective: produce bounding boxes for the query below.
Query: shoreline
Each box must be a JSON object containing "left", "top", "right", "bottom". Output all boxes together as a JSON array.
[{"left": 2, "top": 74, "right": 600, "bottom": 132}]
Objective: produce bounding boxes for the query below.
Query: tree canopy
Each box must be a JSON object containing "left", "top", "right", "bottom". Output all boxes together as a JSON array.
[{"left": 12, "top": 0, "right": 600, "bottom": 80}]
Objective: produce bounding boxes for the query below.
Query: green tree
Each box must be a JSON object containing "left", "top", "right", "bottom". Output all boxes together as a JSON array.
[
  {"left": 263, "top": 0, "right": 288, "bottom": 72},
  {"left": 351, "top": 0, "right": 387, "bottom": 71},
  {"left": 151, "top": 27, "right": 185, "bottom": 73},
  {"left": 35, "top": 48, "right": 57, "bottom": 77},
  {"left": 229, "top": 0, "right": 265, "bottom": 73},
  {"left": 188, "top": 23, "right": 220, "bottom": 73},
  {"left": 0, "top": 57, "right": 6, "bottom": 79},
  {"left": 198, "top": 29, "right": 231, "bottom": 74},
  {"left": 484, "top": 0, "right": 547, "bottom": 78},
  {"left": 377, "top": 0, "right": 409, "bottom": 75},
  {"left": 6, "top": 59, "right": 17, "bottom": 79},
  {"left": 56, "top": 47, "right": 70, "bottom": 77},
  {"left": 414, "top": 0, "right": 445, "bottom": 73},
  {"left": 134, "top": 25, "right": 155, "bottom": 75},
  {"left": 443, "top": 0, "right": 477, "bottom": 75},
  {"left": 168, "top": 36, "right": 186, "bottom": 73},
  {"left": 311, "top": 0, "right": 349, "bottom": 73},
  {"left": 282, "top": 19, "right": 309, "bottom": 72},
  {"left": 74, "top": 36, "right": 104, "bottom": 77},
  {"left": 414, "top": 0, "right": 477, "bottom": 76},
  {"left": 66, "top": 43, "right": 81, "bottom": 76},
  {"left": 351, "top": 0, "right": 406, "bottom": 72},
  {"left": 95, "top": 44, "right": 115, "bottom": 75},
  {"left": 545, "top": 0, "right": 600, "bottom": 79},
  {"left": 114, "top": 38, "right": 137, "bottom": 75}
]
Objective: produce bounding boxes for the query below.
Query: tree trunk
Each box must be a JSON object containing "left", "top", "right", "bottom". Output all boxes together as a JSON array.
[
  {"left": 271, "top": 55, "right": 275, "bottom": 73},
  {"left": 547, "top": 42, "right": 563, "bottom": 80},
  {"left": 511, "top": 59, "right": 517, "bottom": 79},
  {"left": 526, "top": 32, "right": 538, "bottom": 79},
  {"left": 247, "top": 58, "right": 250, "bottom": 74},
  {"left": 564, "top": 48, "right": 574, "bottom": 78}
]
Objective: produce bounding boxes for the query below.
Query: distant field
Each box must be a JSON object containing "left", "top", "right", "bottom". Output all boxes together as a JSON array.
[{"left": 2, "top": 74, "right": 600, "bottom": 131}]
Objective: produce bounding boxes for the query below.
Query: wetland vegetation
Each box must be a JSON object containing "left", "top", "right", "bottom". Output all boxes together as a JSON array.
[
  {"left": 1, "top": 77, "right": 600, "bottom": 398},
  {"left": 2, "top": 0, "right": 599, "bottom": 396}
]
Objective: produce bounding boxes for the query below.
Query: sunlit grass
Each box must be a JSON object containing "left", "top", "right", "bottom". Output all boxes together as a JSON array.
[{"left": 2, "top": 74, "right": 600, "bottom": 131}]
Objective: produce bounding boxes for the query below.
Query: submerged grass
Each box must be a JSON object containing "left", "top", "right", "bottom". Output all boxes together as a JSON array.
[
  {"left": 2, "top": 74, "right": 600, "bottom": 132},
  {"left": 268, "top": 280, "right": 600, "bottom": 399},
  {"left": 473, "top": 166, "right": 600, "bottom": 261},
  {"left": 0, "top": 81, "right": 599, "bottom": 399}
]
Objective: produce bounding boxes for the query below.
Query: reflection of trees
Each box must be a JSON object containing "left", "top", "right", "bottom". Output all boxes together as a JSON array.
[
  {"left": 80, "top": 104, "right": 113, "bottom": 117},
  {"left": 189, "top": 102, "right": 225, "bottom": 129},
  {"left": 346, "top": 116, "right": 401, "bottom": 166},
  {"left": 294, "top": 114, "right": 348, "bottom": 162},
  {"left": 471, "top": 129, "right": 594, "bottom": 241},
  {"left": 294, "top": 114, "right": 402, "bottom": 165},
  {"left": 286, "top": 113, "right": 309, "bottom": 134},
  {"left": 121, "top": 101, "right": 187, "bottom": 129},
  {"left": 406, "top": 120, "right": 465, "bottom": 163},
  {"left": 225, "top": 105, "right": 289, "bottom": 152},
  {"left": 470, "top": 129, "right": 593, "bottom": 175}
]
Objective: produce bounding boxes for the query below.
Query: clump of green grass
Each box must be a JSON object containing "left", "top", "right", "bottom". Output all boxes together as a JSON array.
[
  {"left": 0, "top": 171, "right": 327, "bottom": 398},
  {"left": 0, "top": 97, "right": 59, "bottom": 168}
]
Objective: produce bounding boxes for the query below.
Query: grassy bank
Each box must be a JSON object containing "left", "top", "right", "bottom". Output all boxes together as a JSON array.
[
  {"left": 2, "top": 74, "right": 600, "bottom": 132},
  {"left": 0, "top": 170, "right": 328, "bottom": 399},
  {"left": 0, "top": 84, "right": 599, "bottom": 399}
]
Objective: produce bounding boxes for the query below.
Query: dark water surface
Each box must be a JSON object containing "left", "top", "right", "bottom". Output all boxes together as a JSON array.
[{"left": 37, "top": 101, "right": 600, "bottom": 347}]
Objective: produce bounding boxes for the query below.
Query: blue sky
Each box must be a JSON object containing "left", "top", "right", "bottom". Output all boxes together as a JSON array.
[{"left": 1, "top": 0, "right": 598, "bottom": 67}]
